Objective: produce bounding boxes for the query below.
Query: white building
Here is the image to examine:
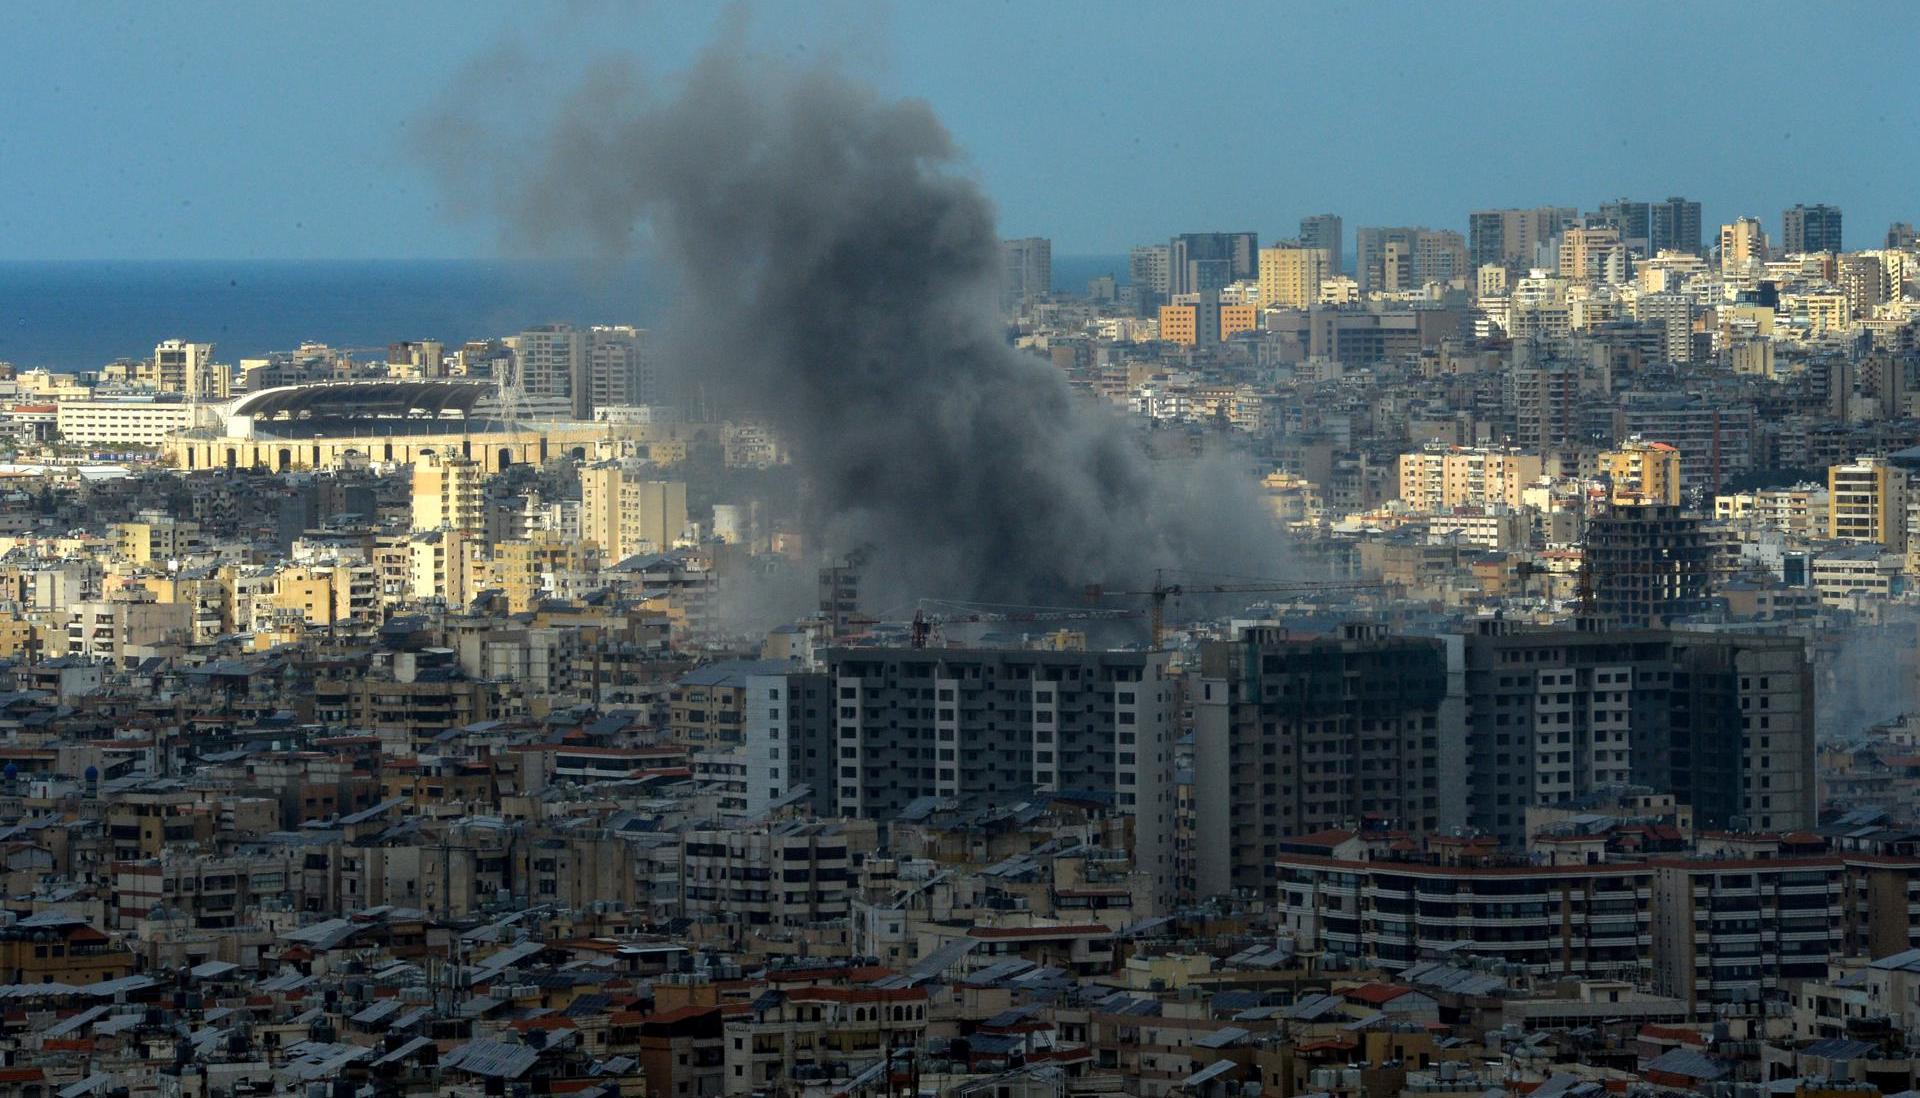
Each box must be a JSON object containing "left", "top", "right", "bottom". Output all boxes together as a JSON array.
[{"left": 56, "top": 400, "right": 195, "bottom": 447}]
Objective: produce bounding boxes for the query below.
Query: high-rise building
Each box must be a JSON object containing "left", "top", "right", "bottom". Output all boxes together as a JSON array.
[
  {"left": 1168, "top": 232, "right": 1258, "bottom": 296},
  {"left": 152, "top": 339, "right": 217, "bottom": 398},
  {"left": 746, "top": 647, "right": 1179, "bottom": 903},
  {"left": 1128, "top": 244, "right": 1171, "bottom": 307},
  {"left": 1633, "top": 291, "right": 1697, "bottom": 364},
  {"left": 1649, "top": 196, "right": 1703, "bottom": 256},
  {"left": 1582, "top": 503, "right": 1715, "bottom": 627},
  {"left": 1828, "top": 455, "right": 1908, "bottom": 552},
  {"left": 579, "top": 462, "right": 688, "bottom": 562},
  {"left": 1299, "top": 213, "right": 1343, "bottom": 275},
  {"left": 1596, "top": 197, "right": 1702, "bottom": 256},
  {"left": 1836, "top": 254, "right": 1890, "bottom": 320},
  {"left": 1888, "top": 222, "right": 1917, "bottom": 249},
  {"left": 1559, "top": 225, "right": 1627, "bottom": 283},
  {"left": 1511, "top": 359, "right": 1587, "bottom": 451},
  {"left": 586, "top": 325, "right": 652, "bottom": 411},
  {"left": 516, "top": 323, "right": 589, "bottom": 418},
  {"left": 1651, "top": 857, "right": 1842, "bottom": 1009},
  {"left": 1356, "top": 226, "right": 1468, "bottom": 292},
  {"left": 1412, "top": 228, "right": 1469, "bottom": 287},
  {"left": 1783, "top": 203, "right": 1844, "bottom": 255},
  {"left": 1193, "top": 624, "right": 1457, "bottom": 898},
  {"left": 1467, "top": 211, "right": 1505, "bottom": 271},
  {"left": 410, "top": 451, "right": 485, "bottom": 533},
  {"left": 1381, "top": 240, "right": 1410, "bottom": 292},
  {"left": 1000, "top": 236, "right": 1052, "bottom": 307},
  {"left": 1612, "top": 392, "right": 1756, "bottom": 494},
  {"left": 1468, "top": 207, "right": 1577, "bottom": 271},
  {"left": 1718, "top": 217, "right": 1769, "bottom": 272},
  {"left": 1596, "top": 198, "right": 1652, "bottom": 254},
  {"left": 1254, "top": 243, "right": 1331, "bottom": 308},
  {"left": 1459, "top": 622, "right": 1814, "bottom": 844}
]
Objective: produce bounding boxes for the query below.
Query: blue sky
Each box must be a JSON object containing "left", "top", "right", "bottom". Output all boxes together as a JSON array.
[{"left": 4, "top": 1, "right": 1916, "bottom": 259}]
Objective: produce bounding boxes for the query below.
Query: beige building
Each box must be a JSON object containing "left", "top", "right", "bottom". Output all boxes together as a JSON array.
[
  {"left": 152, "top": 339, "right": 223, "bottom": 397},
  {"left": 1559, "top": 225, "right": 1626, "bottom": 284},
  {"left": 1715, "top": 485, "right": 1827, "bottom": 537},
  {"left": 112, "top": 513, "right": 202, "bottom": 564},
  {"left": 409, "top": 451, "right": 485, "bottom": 532},
  {"left": 1601, "top": 439, "right": 1682, "bottom": 506},
  {"left": 1396, "top": 443, "right": 1543, "bottom": 512},
  {"left": 1256, "top": 244, "right": 1332, "bottom": 308},
  {"left": 580, "top": 463, "right": 688, "bottom": 562},
  {"left": 1719, "top": 217, "right": 1768, "bottom": 273},
  {"left": 488, "top": 531, "right": 596, "bottom": 613},
  {"left": 1828, "top": 456, "right": 1907, "bottom": 550}
]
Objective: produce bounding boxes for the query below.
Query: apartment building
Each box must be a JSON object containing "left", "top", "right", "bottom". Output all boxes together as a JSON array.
[
  {"left": 56, "top": 399, "right": 195, "bottom": 447},
  {"left": 112, "top": 512, "right": 203, "bottom": 564},
  {"left": 723, "top": 985, "right": 928, "bottom": 1097},
  {"left": 588, "top": 324, "right": 653, "bottom": 410},
  {"left": 1601, "top": 439, "right": 1683, "bottom": 506},
  {"left": 1396, "top": 443, "right": 1543, "bottom": 512},
  {"left": 580, "top": 462, "right": 689, "bottom": 562},
  {"left": 678, "top": 821, "right": 876, "bottom": 928},
  {"left": 1613, "top": 393, "right": 1757, "bottom": 493},
  {"left": 1256, "top": 243, "right": 1332, "bottom": 308},
  {"left": 744, "top": 669, "right": 834, "bottom": 819},
  {"left": 1193, "top": 624, "right": 1458, "bottom": 898},
  {"left": 1460, "top": 623, "right": 1814, "bottom": 846},
  {"left": 749, "top": 648, "right": 1176, "bottom": 904},
  {"left": 1275, "top": 840, "right": 1653, "bottom": 978},
  {"left": 517, "top": 323, "right": 589, "bottom": 417},
  {"left": 1810, "top": 545, "right": 1905, "bottom": 606},
  {"left": 409, "top": 450, "right": 485, "bottom": 532},
  {"left": 1581, "top": 503, "right": 1715, "bottom": 627},
  {"left": 1715, "top": 485, "right": 1827, "bottom": 538},
  {"left": 1650, "top": 856, "right": 1844, "bottom": 1009},
  {"left": 113, "top": 851, "right": 299, "bottom": 930},
  {"left": 1828, "top": 456, "right": 1907, "bottom": 550}
]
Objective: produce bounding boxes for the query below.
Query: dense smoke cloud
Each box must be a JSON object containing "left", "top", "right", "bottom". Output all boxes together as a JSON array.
[{"left": 421, "top": 31, "right": 1283, "bottom": 605}]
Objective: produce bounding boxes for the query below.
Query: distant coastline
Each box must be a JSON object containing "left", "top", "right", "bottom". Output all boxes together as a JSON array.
[
  {"left": 0, "top": 259, "right": 666, "bottom": 372},
  {"left": 0, "top": 255, "right": 1135, "bottom": 373}
]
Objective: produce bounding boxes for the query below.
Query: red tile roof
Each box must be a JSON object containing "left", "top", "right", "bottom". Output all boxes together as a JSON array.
[{"left": 1342, "top": 983, "right": 1413, "bottom": 1005}]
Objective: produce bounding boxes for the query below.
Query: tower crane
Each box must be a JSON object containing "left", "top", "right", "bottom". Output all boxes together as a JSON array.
[{"left": 1083, "top": 570, "right": 1386, "bottom": 648}]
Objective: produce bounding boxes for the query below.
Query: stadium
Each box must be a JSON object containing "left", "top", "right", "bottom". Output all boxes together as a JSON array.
[{"left": 162, "top": 380, "right": 632, "bottom": 473}]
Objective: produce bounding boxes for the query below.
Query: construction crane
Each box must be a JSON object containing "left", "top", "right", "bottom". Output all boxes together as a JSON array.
[
  {"left": 1083, "top": 570, "right": 1385, "bottom": 648},
  {"left": 908, "top": 599, "right": 1139, "bottom": 649}
]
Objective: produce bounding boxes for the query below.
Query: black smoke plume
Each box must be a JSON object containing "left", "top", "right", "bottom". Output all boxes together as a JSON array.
[{"left": 420, "top": 31, "right": 1284, "bottom": 606}]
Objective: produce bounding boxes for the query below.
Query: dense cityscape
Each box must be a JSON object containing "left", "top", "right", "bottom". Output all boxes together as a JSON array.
[
  {"left": 0, "top": 192, "right": 1918, "bottom": 1098},
  {"left": 14, "top": 5, "right": 1920, "bottom": 1098}
]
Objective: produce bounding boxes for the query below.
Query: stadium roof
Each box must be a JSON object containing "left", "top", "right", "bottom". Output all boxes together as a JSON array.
[{"left": 229, "top": 381, "right": 491, "bottom": 420}]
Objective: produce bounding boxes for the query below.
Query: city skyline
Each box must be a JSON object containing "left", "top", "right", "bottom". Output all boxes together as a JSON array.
[{"left": 4, "top": 1, "right": 1918, "bottom": 260}]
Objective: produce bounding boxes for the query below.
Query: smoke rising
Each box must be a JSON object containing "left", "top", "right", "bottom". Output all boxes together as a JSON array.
[{"left": 421, "top": 31, "right": 1283, "bottom": 605}]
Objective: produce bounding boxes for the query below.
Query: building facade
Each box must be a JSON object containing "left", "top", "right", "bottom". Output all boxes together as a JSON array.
[{"left": 1193, "top": 624, "right": 1457, "bottom": 898}]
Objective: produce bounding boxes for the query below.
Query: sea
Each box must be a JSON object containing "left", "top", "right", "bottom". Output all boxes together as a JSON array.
[{"left": 0, "top": 255, "right": 1131, "bottom": 372}]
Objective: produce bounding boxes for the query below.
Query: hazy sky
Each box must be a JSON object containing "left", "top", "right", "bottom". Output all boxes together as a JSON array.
[{"left": 5, "top": 1, "right": 1916, "bottom": 260}]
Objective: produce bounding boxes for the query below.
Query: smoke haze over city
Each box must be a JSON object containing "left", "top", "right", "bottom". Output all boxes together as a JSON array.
[{"left": 418, "top": 29, "right": 1283, "bottom": 605}]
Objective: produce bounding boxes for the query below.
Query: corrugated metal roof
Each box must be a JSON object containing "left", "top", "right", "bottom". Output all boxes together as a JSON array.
[
  {"left": 444, "top": 1039, "right": 541, "bottom": 1079},
  {"left": 1181, "top": 1059, "right": 1239, "bottom": 1087}
]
